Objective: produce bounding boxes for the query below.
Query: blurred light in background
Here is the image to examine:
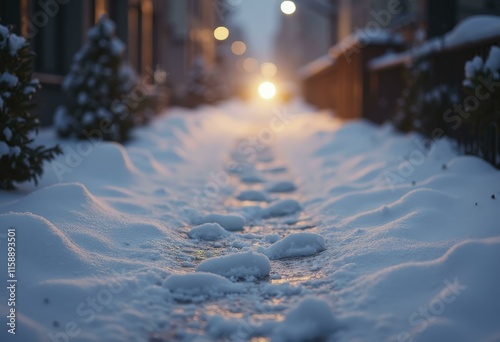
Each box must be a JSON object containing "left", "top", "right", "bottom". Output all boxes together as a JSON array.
[
  {"left": 243, "top": 58, "right": 259, "bottom": 73},
  {"left": 280, "top": 1, "right": 296, "bottom": 15},
  {"left": 231, "top": 41, "right": 247, "bottom": 55},
  {"left": 261, "top": 62, "right": 278, "bottom": 78},
  {"left": 214, "top": 26, "right": 230, "bottom": 41},
  {"left": 154, "top": 69, "right": 168, "bottom": 84},
  {"left": 258, "top": 81, "right": 277, "bottom": 100}
]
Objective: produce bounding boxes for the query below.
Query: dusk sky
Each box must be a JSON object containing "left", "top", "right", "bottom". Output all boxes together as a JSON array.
[{"left": 230, "top": 0, "right": 281, "bottom": 61}]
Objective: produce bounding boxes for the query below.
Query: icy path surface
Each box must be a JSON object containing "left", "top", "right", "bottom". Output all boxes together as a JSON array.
[{"left": 1, "top": 100, "right": 500, "bottom": 342}]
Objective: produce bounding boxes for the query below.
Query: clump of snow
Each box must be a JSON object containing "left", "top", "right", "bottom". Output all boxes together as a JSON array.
[
  {"left": 8, "top": 34, "right": 26, "bottom": 55},
  {"left": 265, "top": 180, "right": 297, "bottom": 193},
  {"left": 463, "top": 46, "right": 500, "bottom": 88},
  {"left": 188, "top": 222, "right": 230, "bottom": 241},
  {"left": 196, "top": 251, "right": 271, "bottom": 279},
  {"left": 0, "top": 141, "right": 9, "bottom": 156},
  {"left": 271, "top": 298, "right": 336, "bottom": 342},
  {"left": 236, "top": 189, "right": 270, "bottom": 202},
  {"left": 263, "top": 199, "right": 302, "bottom": 218},
  {"left": 264, "top": 234, "right": 281, "bottom": 244},
  {"left": 465, "top": 56, "right": 484, "bottom": 79},
  {"left": 164, "top": 272, "right": 243, "bottom": 300},
  {"left": 110, "top": 38, "right": 125, "bottom": 56},
  {"left": 485, "top": 46, "right": 500, "bottom": 75},
  {"left": 0, "top": 71, "right": 18, "bottom": 87},
  {"left": 199, "top": 213, "right": 246, "bottom": 231},
  {"left": 263, "top": 233, "right": 326, "bottom": 260},
  {"left": 445, "top": 15, "right": 500, "bottom": 48},
  {"left": 240, "top": 172, "right": 265, "bottom": 184}
]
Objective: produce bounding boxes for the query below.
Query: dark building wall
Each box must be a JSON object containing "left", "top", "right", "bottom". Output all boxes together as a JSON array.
[
  {"left": 0, "top": 1, "right": 21, "bottom": 33},
  {"left": 426, "top": 0, "right": 457, "bottom": 39}
]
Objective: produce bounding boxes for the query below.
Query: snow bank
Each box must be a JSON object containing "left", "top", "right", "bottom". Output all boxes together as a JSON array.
[
  {"left": 1, "top": 99, "right": 499, "bottom": 341},
  {"left": 196, "top": 251, "right": 271, "bottom": 279},
  {"left": 263, "top": 233, "right": 326, "bottom": 260},
  {"left": 198, "top": 213, "right": 246, "bottom": 231},
  {"left": 188, "top": 222, "right": 230, "bottom": 241},
  {"left": 265, "top": 180, "right": 297, "bottom": 193},
  {"left": 271, "top": 298, "right": 336, "bottom": 342},
  {"left": 263, "top": 199, "right": 302, "bottom": 218},
  {"left": 347, "top": 237, "right": 500, "bottom": 342}
]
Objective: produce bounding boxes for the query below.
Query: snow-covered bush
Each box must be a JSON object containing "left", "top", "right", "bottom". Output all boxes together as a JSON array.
[
  {"left": 55, "top": 15, "right": 145, "bottom": 142},
  {"left": 463, "top": 46, "right": 500, "bottom": 122},
  {"left": 0, "top": 24, "right": 61, "bottom": 190},
  {"left": 183, "top": 57, "right": 210, "bottom": 108},
  {"left": 394, "top": 58, "right": 432, "bottom": 132},
  {"left": 182, "top": 57, "right": 227, "bottom": 107},
  {"left": 395, "top": 57, "right": 458, "bottom": 134},
  {"left": 419, "top": 83, "right": 459, "bottom": 133}
]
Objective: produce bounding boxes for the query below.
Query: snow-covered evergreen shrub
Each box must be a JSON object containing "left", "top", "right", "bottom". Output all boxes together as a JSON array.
[
  {"left": 419, "top": 84, "right": 459, "bottom": 134},
  {"left": 394, "top": 58, "right": 432, "bottom": 132},
  {"left": 55, "top": 15, "right": 143, "bottom": 142},
  {"left": 463, "top": 46, "right": 500, "bottom": 123},
  {"left": 183, "top": 57, "right": 227, "bottom": 107},
  {"left": 394, "top": 57, "right": 458, "bottom": 135},
  {"left": 0, "top": 24, "right": 61, "bottom": 190},
  {"left": 183, "top": 57, "right": 209, "bottom": 108}
]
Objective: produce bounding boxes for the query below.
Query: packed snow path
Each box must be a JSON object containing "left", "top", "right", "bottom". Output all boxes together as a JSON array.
[{"left": 1, "top": 100, "right": 500, "bottom": 342}]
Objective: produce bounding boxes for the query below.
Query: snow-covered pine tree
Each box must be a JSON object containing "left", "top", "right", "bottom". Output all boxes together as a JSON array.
[
  {"left": 55, "top": 15, "right": 140, "bottom": 142},
  {"left": 184, "top": 56, "right": 210, "bottom": 107},
  {"left": 0, "top": 24, "right": 61, "bottom": 190},
  {"left": 463, "top": 46, "right": 500, "bottom": 123}
]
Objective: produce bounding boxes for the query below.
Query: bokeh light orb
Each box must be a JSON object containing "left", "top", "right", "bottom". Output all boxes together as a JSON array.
[
  {"left": 214, "top": 26, "right": 229, "bottom": 40},
  {"left": 280, "top": 1, "right": 296, "bottom": 15},
  {"left": 258, "top": 81, "right": 277, "bottom": 100},
  {"left": 261, "top": 62, "right": 278, "bottom": 78},
  {"left": 231, "top": 41, "right": 247, "bottom": 55},
  {"left": 243, "top": 58, "right": 259, "bottom": 73}
]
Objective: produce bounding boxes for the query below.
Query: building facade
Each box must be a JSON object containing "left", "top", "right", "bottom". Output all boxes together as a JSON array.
[{"left": 0, "top": 0, "right": 224, "bottom": 125}]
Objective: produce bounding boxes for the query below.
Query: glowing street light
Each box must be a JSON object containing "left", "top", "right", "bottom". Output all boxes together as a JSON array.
[
  {"left": 214, "top": 26, "right": 229, "bottom": 41},
  {"left": 258, "top": 81, "right": 277, "bottom": 100},
  {"left": 280, "top": 1, "right": 296, "bottom": 15}
]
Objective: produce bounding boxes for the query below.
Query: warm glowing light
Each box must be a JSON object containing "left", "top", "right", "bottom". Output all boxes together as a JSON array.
[
  {"left": 258, "top": 82, "right": 277, "bottom": 100},
  {"left": 243, "top": 58, "right": 258, "bottom": 73},
  {"left": 214, "top": 26, "right": 229, "bottom": 41},
  {"left": 261, "top": 62, "right": 278, "bottom": 78},
  {"left": 231, "top": 41, "right": 247, "bottom": 55},
  {"left": 280, "top": 1, "right": 296, "bottom": 15}
]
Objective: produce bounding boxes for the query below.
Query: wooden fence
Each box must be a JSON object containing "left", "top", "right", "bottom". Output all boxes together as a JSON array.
[{"left": 301, "top": 20, "right": 500, "bottom": 168}]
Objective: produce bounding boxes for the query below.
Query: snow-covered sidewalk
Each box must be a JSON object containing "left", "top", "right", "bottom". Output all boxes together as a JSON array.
[{"left": 1, "top": 100, "right": 499, "bottom": 342}]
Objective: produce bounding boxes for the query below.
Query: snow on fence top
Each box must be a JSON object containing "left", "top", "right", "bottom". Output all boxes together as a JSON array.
[
  {"left": 329, "top": 29, "right": 403, "bottom": 59},
  {"left": 444, "top": 15, "right": 500, "bottom": 49},
  {"left": 298, "top": 54, "right": 333, "bottom": 79},
  {"left": 299, "top": 29, "right": 403, "bottom": 79},
  {"left": 369, "top": 15, "right": 500, "bottom": 71}
]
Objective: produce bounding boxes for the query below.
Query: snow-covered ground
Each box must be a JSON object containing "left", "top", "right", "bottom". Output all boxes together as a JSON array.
[{"left": 1, "top": 100, "right": 499, "bottom": 342}]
